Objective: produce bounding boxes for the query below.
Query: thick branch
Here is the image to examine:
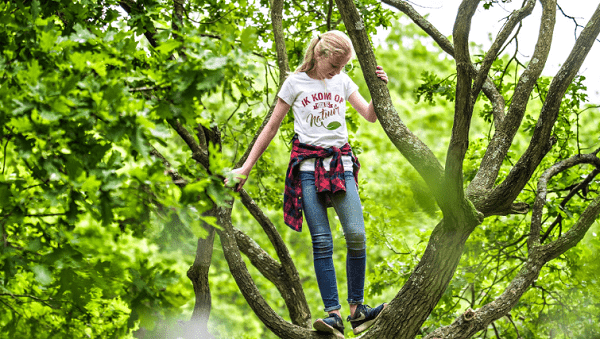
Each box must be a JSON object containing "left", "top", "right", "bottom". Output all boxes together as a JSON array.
[
  {"left": 238, "top": 190, "right": 311, "bottom": 328},
  {"left": 482, "top": 3, "right": 600, "bottom": 215},
  {"left": 118, "top": 0, "right": 158, "bottom": 48},
  {"left": 172, "top": 0, "right": 185, "bottom": 33},
  {"left": 215, "top": 207, "right": 291, "bottom": 336},
  {"left": 426, "top": 153, "right": 600, "bottom": 338},
  {"left": 426, "top": 197, "right": 600, "bottom": 339},
  {"left": 215, "top": 206, "right": 341, "bottom": 339},
  {"left": 362, "top": 215, "right": 480, "bottom": 338},
  {"left": 150, "top": 140, "right": 214, "bottom": 336},
  {"left": 232, "top": 227, "right": 309, "bottom": 328},
  {"left": 444, "top": 0, "right": 480, "bottom": 211},
  {"left": 271, "top": 0, "right": 289, "bottom": 85},
  {"left": 233, "top": 227, "right": 283, "bottom": 282},
  {"left": 468, "top": 0, "right": 555, "bottom": 200},
  {"left": 531, "top": 152, "right": 600, "bottom": 260},
  {"left": 334, "top": 0, "right": 445, "bottom": 204},
  {"left": 187, "top": 213, "right": 216, "bottom": 335},
  {"left": 167, "top": 118, "right": 210, "bottom": 170},
  {"left": 382, "top": 0, "right": 506, "bottom": 137},
  {"left": 541, "top": 193, "right": 600, "bottom": 262},
  {"left": 424, "top": 252, "right": 546, "bottom": 339},
  {"left": 529, "top": 153, "right": 600, "bottom": 248},
  {"left": 326, "top": 0, "right": 334, "bottom": 31}
]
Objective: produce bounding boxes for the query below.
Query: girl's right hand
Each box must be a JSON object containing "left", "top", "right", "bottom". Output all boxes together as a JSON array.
[{"left": 224, "top": 167, "right": 249, "bottom": 192}]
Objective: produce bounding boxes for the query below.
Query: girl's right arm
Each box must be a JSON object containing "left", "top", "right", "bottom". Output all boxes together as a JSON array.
[{"left": 224, "top": 97, "right": 291, "bottom": 192}]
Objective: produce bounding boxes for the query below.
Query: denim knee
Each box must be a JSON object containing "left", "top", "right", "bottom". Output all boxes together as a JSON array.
[
  {"left": 345, "top": 231, "right": 366, "bottom": 252},
  {"left": 311, "top": 233, "right": 334, "bottom": 260}
]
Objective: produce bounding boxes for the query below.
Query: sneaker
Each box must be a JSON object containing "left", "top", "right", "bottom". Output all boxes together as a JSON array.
[
  {"left": 313, "top": 312, "right": 345, "bottom": 339},
  {"left": 347, "top": 303, "right": 388, "bottom": 335}
]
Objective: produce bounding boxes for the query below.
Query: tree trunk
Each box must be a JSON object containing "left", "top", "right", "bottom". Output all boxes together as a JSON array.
[
  {"left": 186, "top": 209, "right": 217, "bottom": 339},
  {"left": 361, "top": 209, "right": 480, "bottom": 339}
]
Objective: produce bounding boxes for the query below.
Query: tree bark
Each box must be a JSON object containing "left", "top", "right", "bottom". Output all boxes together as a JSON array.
[
  {"left": 467, "top": 0, "right": 556, "bottom": 208},
  {"left": 333, "top": 3, "right": 486, "bottom": 337},
  {"left": 480, "top": 3, "right": 600, "bottom": 215},
  {"left": 215, "top": 206, "right": 340, "bottom": 339},
  {"left": 186, "top": 217, "right": 216, "bottom": 339},
  {"left": 382, "top": 0, "right": 507, "bottom": 139},
  {"left": 425, "top": 152, "right": 600, "bottom": 338},
  {"left": 271, "top": 0, "right": 289, "bottom": 85},
  {"left": 186, "top": 112, "right": 220, "bottom": 336},
  {"left": 334, "top": 0, "right": 445, "bottom": 205},
  {"left": 238, "top": 190, "right": 311, "bottom": 328},
  {"left": 445, "top": 0, "right": 479, "bottom": 213},
  {"left": 362, "top": 215, "right": 480, "bottom": 339}
]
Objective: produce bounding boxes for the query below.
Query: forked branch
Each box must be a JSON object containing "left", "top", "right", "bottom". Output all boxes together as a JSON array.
[
  {"left": 382, "top": 0, "right": 507, "bottom": 138},
  {"left": 483, "top": 3, "right": 600, "bottom": 215},
  {"left": 426, "top": 152, "right": 600, "bottom": 338},
  {"left": 467, "top": 0, "right": 557, "bottom": 208}
]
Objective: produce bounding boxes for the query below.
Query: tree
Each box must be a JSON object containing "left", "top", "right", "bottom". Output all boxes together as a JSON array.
[{"left": 1, "top": 0, "right": 599, "bottom": 338}]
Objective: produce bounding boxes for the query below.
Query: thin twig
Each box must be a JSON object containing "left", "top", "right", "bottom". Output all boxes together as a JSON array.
[
  {"left": 557, "top": 4, "right": 587, "bottom": 41},
  {"left": 491, "top": 321, "right": 501, "bottom": 337},
  {"left": 0, "top": 293, "right": 58, "bottom": 309},
  {"left": 541, "top": 168, "right": 600, "bottom": 243},
  {"left": 195, "top": 9, "right": 235, "bottom": 25},
  {"left": 24, "top": 213, "right": 66, "bottom": 217},
  {"left": 129, "top": 85, "right": 168, "bottom": 92},
  {"left": 2, "top": 136, "right": 9, "bottom": 175},
  {"left": 506, "top": 314, "right": 522, "bottom": 338}
]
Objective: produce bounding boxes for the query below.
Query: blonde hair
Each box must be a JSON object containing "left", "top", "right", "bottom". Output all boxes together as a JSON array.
[{"left": 295, "top": 30, "right": 354, "bottom": 73}]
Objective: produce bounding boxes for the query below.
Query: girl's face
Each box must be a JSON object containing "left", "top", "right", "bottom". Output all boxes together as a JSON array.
[{"left": 314, "top": 53, "right": 351, "bottom": 80}]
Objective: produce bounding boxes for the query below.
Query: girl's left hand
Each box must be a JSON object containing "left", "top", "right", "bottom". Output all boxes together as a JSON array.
[{"left": 376, "top": 65, "right": 388, "bottom": 84}]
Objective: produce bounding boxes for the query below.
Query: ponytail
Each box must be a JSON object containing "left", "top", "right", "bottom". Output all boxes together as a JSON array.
[{"left": 295, "top": 30, "right": 354, "bottom": 73}]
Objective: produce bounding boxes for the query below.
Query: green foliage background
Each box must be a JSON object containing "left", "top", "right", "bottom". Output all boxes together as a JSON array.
[{"left": 0, "top": 1, "right": 598, "bottom": 339}]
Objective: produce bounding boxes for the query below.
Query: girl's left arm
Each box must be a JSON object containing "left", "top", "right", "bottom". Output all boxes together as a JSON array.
[{"left": 348, "top": 65, "right": 388, "bottom": 123}]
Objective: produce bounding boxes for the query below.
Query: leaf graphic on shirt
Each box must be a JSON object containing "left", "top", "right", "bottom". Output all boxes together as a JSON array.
[{"left": 325, "top": 121, "right": 341, "bottom": 130}]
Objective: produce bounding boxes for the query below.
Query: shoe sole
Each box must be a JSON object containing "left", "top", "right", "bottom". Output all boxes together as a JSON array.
[
  {"left": 352, "top": 303, "right": 388, "bottom": 335},
  {"left": 313, "top": 319, "right": 345, "bottom": 339}
]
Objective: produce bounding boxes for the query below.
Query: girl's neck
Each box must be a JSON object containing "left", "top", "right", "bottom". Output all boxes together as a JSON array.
[{"left": 306, "top": 69, "right": 324, "bottom": 80}]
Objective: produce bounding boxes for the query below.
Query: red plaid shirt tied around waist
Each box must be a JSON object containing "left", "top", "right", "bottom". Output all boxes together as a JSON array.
[{"left": 283, "top": 138, "right": 360, "bottom": 232}]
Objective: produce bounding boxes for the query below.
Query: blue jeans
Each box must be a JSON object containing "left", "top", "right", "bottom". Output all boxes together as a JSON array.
[{"left": 300, "top": 171, "right": 366, "bottom": 313}]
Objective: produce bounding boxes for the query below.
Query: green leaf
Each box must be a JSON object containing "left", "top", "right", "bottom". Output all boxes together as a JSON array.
[
  {"left": 38, "top": 108, "right": 61, "bottom": 122},
  {"left": 31, "top": 264, "right": 52, "bottom": 285},
  {"left": 156, "top": 39, "right": 181, "bottom": 56},
  {"left": 70, "top": 23, "right": 96, "bottom": 43},
  {"left": 240, "top": 27, "right": 257, "bottom": 51},
  {"left": 11, "top": 100, "right": 35, "bottom": 116},
  {"left": 0, "top": 183, "right": 12, "bottom": 207},
  {"left": 27, "top": 59, "right": 42, "bottom": 81},
  {"left": 81, "top": 175, "right": 102, "bottom": 193},
  {"left": 39, "top": 29, "right": 58, "bottom": 52},
  {"left": 204, "top": 56, "right": 227, "bottom": 70}
]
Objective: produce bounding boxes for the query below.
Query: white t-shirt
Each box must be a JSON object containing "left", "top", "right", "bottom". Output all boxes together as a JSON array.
[{"left": 278, "top": 72, "right": 359, "bottom": 171}]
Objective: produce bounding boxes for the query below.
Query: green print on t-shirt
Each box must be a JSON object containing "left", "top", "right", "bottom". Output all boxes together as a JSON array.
[
  {"left": 326, "top": 121, "right": 342, "bottom": 130},
  {"left": 300, "top": 92, "right": 345, "bottom": 130}
]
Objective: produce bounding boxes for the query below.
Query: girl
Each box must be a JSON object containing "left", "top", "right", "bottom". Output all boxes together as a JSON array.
[{"left": 225, "top": 30, "right": 388, "bottom": 338}]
